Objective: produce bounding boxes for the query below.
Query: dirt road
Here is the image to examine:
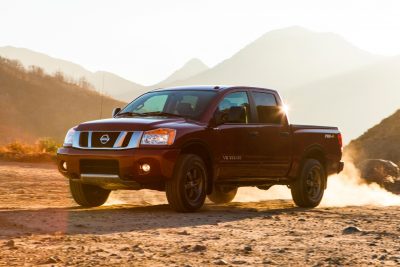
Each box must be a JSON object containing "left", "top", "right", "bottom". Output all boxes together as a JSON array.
[{"left": 0, "top": 162, "right": 400, "bottom": 266}]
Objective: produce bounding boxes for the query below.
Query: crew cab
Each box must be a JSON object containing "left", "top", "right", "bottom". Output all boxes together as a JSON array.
[{"left": 57, "top": 85, "right": 344, "bottom": 212}]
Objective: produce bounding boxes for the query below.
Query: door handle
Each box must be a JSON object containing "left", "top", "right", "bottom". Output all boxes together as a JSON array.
[
  {"left": 280, "top": 132, "right": 290, "bottom": 137},
  {"left": 249, "top": 131, "right": 260, "bottom": 137}
]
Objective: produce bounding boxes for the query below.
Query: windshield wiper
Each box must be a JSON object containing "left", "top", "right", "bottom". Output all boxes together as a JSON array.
[
  {"left": 140, "top": 111, "right": 185, "bottom": 118},
  {"left": 115, "top": 111, "right": 145, "bottom": 117}
]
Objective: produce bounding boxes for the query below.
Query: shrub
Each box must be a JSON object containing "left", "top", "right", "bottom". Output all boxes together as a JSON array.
[
  {"left": 36, "top": 138, "right": 60, "bottom": 153},
  {"left": 5, "top": 141, "right": 35, "bottom": 154}
]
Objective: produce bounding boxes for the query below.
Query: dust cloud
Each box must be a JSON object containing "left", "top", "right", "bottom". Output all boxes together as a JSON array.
[{"left": 234, "top": 159, "right": 400, "bottom": 207}]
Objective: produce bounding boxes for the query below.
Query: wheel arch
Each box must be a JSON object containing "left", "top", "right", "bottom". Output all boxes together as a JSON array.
[
  {"left": 300, "top": 145, "right": 328, "bottom": 188},
  {"left": 180, "top": 140, "right": 214, "bottom": 194}
]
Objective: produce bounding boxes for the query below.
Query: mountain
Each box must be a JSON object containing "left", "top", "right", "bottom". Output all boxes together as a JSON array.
[
  {"left": 283, "top": 56, "right": 400, "bottom": 142},
  {"left": 346, "top": 109, "right": 400, "bottom": 165},
  {"left": 0, "top": 56, "right": 125, "bottom": 144},
  {"left": 118, "top": 58, "right": 209, "bottom": 100},
  {"left": 165, "top": 27, "right": 382, "bottom": 90},
  {"left": 156, "top": 58, "right": 208, "bottom": 86},
  {"left": 0, "top": 46, "right": 147, "bottom": 101}
]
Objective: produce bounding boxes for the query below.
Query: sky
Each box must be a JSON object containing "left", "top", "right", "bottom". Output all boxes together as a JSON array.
[{"left": 1, "top": 0, "right": 400, "bottom": 85}]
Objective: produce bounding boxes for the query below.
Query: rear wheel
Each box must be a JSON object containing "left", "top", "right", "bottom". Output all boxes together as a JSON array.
[
  {"left": 166, "top": 154, "right": 207, "bottom": 212},
  {"left": 291, "top": 159, "right": 325, "bottom": 208},
  {"left": 69, "top": 180, "right": 111, "bottom": 207},
  {"left": 207, "top": 185, "right": 237, "bottom": 204}
]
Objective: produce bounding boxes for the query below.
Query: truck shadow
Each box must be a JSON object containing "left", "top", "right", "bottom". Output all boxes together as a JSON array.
[{"left": 0, "top": 200, "right": 313, "bottom": 239}]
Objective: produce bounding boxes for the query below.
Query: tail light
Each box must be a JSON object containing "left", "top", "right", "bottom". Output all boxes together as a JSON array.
[{"left": 337, "top": 133, "right": 343, "bottom": 149}]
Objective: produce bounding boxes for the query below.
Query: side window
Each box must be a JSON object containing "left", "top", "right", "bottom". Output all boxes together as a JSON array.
[
  {"left": 216, "top": 92, "right": 250, "bottom": 124},
  {"left": 253, "top": 92, "right": 282, "bottom": 124}
]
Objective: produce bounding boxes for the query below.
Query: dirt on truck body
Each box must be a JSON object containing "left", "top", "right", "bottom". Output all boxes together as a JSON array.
[{"left": 57, "top": 85, "right": 343, "bottom": 212}]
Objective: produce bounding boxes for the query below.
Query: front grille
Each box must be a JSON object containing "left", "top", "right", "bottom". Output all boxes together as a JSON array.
[
  {"left": 80, "top": 159, "right": 119, "bottom": 175},
  {"left": 79, "top": 132, "right": 89, "bottom": 147},
  {"left": 91, "top": 132, "right": 120, "bottom": 148},
  {"left": 73, "top": 131, "right": 143, "bottom": 150},
  {"left": 77, "top": 131, "right": 132, "bottom": 149}
]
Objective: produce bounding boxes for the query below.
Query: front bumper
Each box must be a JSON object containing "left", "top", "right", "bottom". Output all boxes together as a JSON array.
[{"left": 57, "top": 147, "right": 180, "bottom": 189}]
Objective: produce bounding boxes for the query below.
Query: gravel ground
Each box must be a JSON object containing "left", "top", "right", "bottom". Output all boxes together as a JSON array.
[{"left": 0, "top": 161, "right": 400, "bottom": 266}]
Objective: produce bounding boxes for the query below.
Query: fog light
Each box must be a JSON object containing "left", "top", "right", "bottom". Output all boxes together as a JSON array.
[
  {"left": 61, "top": 161, "right": 67, "bottom": 171},
  {"left": 141, "top": 163, "right": 151, "bottom": 173}
]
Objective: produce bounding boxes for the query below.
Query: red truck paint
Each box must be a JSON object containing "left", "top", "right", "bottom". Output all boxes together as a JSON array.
[{"left": 57, "top": 85, "right": 343, "bottom": 212}]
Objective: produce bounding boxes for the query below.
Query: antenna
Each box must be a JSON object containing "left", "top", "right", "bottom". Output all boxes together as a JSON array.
[{"left": 99, "top": 73, "right": 105, "bottom": 119}]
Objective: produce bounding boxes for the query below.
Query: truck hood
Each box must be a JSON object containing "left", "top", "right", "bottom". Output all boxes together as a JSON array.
[{"left": 76, "top": 117, "right": 191, "bottom": 131}]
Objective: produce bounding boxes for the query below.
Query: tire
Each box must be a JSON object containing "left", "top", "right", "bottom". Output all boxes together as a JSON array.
[
  {"left": 207, "top": 185, "right": 237, "bottom": 204},
  {"left": 166, "top": 154, "right": 207, "bottom": 212},
  {"left": 291, "top": 159, "right": 326, "bottom": 208},
  {"left": 69, "top": 180, "right": 111, "bottom": 207}
]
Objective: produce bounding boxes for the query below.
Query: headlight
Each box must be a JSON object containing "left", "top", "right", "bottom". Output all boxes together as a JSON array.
[
  {"left": 63, "top": 127, "right": 76, "bottom": 147},
  {"left": 141, "top": 128, "right": 176, "bottom": 145}
]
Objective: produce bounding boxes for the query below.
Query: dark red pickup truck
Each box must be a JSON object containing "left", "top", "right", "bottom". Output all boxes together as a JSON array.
[{"left": 57, "top": 85, "right": 343, "bottom": 212}]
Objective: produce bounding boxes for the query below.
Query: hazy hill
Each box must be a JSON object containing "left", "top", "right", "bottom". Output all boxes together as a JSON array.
[
  {"left": 0, "top": 57, "right": 124, "bottom": 144},
  {"left": 165, "top": 27, "right": 381, "bottom": 89},
  {"left": 0, "top": 46, "right": 147, "bottom": 101},
  {"left": 119, "top": 58, "right": 209, "bottom": 100},
  {"left": 346, "top": 109, "right": 400, "bottom": 165},
  {"left": 283, "top": 56, "right": 400, "bottom": 142},
  {"left": 156, "top": 58, "right": 208, "bottom": 86}
]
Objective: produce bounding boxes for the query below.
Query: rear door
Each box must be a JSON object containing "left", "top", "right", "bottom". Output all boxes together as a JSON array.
[
  {"left": 249, "top": 90, "right": 292, "bottom": 177},
  {"left": 213, "top": 90, "right": 261, "bottom": 179}
]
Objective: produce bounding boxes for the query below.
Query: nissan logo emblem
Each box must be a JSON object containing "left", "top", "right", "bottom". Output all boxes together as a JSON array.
[{"left": 100, "top": 134, "right": 110, "bottom": 144}]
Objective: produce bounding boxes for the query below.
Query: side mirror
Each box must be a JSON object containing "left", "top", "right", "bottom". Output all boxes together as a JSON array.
[{"left": 112, "top": 107, "right": 121, "bottom": 117}]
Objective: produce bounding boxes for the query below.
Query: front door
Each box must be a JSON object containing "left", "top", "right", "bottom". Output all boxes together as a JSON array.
[{"left": 213, "top": 91, "right": 260, "bottom": 179}]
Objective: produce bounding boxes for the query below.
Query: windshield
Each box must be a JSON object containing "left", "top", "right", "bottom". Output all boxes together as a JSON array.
[{"left": 119, "top": 90, "right": 217, "bottom": 120}]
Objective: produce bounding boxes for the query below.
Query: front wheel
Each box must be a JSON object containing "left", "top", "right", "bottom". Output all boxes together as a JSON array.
[
  {"left": 291, "top": 159, "right": 326, "bottom": 208},
  {"left": 69, "top": 180, "right": 111, "bottom": 207},
  {"left": 207, "top": 185, "right": 237, "bottom": 204},
  {"left": 166, "top": 154, "right": 207, "bottom": 212}
]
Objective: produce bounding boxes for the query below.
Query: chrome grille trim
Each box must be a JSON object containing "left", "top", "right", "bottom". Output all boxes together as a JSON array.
[
  {"left": 72, "top": 131, "right": 143, "bottom": 150},
  {"left": 113, "top": 131, "right": 128, "bottom": 148},
  {"left": 88, "top": 131, "right": 93, "bottom": 148}
]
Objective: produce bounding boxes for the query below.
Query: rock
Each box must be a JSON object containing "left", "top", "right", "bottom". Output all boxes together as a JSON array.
[
  {"left": 177, "top": 230, "right": 190, "bottom": 235},
  {"left": 42, "top": 256, "right": 61, "bottom": 264},
  {"left": 132, "top": 244, "right": 144, "bottom": 253},
  {"left": 342, "top": 226, "right": 362, "bottom": 235},
  {"left": 378, "top": 254, "right": 387, "bottom": 261},
  {"left": 5, "top": 240, "right": 15, "bottom": 248},
  {"left": 213, "top": 259, "right": 228, "bottom": 265},
  {"left": 192, "top": 244, "right": 207, "bottom": 252},
  {"left": 359, "top": 159, "right": 400, "bottom": 193},
  {"left": 243, "top": 245, "right": 252, "bottom": 252},
  {"left": 232, "top": 260, "right": 247, "bottom": 264},
  {"left": 263, "top": 258, "right": 278, "bottom": 264}
]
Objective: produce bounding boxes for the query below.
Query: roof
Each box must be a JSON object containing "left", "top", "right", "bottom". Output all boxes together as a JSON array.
[
  {"left": 152, "top": 85, "right": 230, "bottom": 91},
  {"left": 152, "top": 85, "right": 277, "bottom": 93}
]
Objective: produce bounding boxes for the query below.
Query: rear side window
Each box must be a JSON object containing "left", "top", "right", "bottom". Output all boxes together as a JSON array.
[
  {"left": 216, "top": 92, "right": 250, "bottom": 124},
  {"left": 253, "top": 92, "right": 281, "bottom": 124}
]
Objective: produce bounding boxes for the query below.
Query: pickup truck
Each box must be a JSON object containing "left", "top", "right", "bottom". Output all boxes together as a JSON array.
[{"left": 57, "top": 85, "right": 344, "bottom": 212}]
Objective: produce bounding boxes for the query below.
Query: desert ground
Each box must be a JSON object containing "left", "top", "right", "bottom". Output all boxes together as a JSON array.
[{"left": 1, "top": 161, "right": 400, "bottom": 266}]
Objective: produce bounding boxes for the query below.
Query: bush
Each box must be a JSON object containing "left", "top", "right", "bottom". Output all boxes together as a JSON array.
[
  {"left": 6, "top": 141, "right": 35, "bottom": 153},
  {"left": 36, "top": 138, "right": 60, "bottom": 153}
]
